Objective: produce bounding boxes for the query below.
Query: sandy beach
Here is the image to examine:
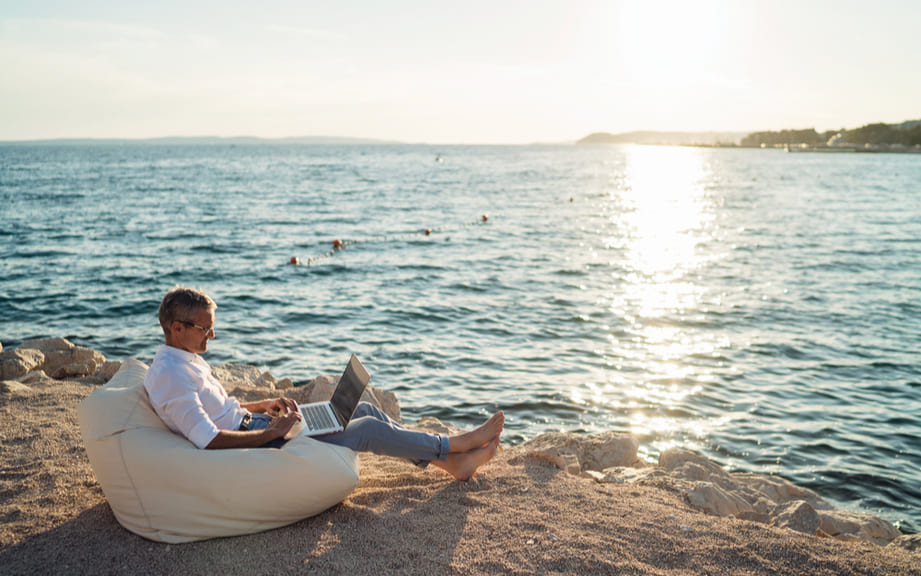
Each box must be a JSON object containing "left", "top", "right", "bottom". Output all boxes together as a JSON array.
[{"left": 1, "top": 341, "right": 919, "bottom": 575}]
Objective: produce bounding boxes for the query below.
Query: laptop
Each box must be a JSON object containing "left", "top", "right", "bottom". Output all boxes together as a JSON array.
[{"left": 294, "top": 354, "right": 370, "bottom": 437}]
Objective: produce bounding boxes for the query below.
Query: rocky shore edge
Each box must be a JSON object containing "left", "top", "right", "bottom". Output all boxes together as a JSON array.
[{"left": 2, "top": 338, "right": 919, "bottom": 560}]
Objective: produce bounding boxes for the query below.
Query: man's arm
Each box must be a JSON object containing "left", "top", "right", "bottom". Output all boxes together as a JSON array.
[
  {"left": 205, "top": 411, "right": 301, "bottom": 449},
  {"left": 240, "top": 397, "right": 299, "bottom": 417}
]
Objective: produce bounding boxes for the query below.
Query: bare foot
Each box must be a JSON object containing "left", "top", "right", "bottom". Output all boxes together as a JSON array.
[
  {"left": 448, "top": 412, "right": 505, "bottom": 453},
  {"left": 432, "top": 437, "right": 500, "bottom": 481}
]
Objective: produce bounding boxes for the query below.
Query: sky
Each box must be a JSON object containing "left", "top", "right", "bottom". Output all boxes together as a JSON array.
[{"left": 1, "top": 0, "right": 919, "bottom": 143}]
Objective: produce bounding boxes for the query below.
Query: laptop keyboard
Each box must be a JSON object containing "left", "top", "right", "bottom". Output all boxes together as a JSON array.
[{"left": 301, "top": 404, "right": 337, "bottom": 431}]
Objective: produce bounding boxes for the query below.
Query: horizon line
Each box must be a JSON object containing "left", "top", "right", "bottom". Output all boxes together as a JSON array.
[{"left": 0, "top": 129, "right": 756, "bottom": 147}]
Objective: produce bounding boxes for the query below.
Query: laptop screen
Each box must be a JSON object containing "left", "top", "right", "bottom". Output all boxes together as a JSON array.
[{"left": 330, "top": 355, "right": 370, "bottom": 424}]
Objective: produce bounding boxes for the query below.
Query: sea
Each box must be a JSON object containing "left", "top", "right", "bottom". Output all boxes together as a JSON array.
[{"left": 1, "top": 143, "right": 919, "bottom": 533}]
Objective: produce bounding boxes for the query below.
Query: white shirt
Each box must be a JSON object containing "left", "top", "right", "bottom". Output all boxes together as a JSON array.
[{"left": 143, "top": 344, "right": 248, "bottom": 449}]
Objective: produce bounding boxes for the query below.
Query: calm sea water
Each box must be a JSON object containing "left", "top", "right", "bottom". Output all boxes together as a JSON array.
[{"left": 1, "top": 143, "right": 919, "bottom": 532}]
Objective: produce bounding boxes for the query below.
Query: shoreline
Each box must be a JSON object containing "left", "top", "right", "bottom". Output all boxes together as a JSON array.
[{"left": 2, "top": 339, "right": 919, "bottom": 574}]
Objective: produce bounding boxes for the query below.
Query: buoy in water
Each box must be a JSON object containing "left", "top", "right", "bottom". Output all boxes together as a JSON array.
[
  {"left": 482, "top": 214, "right": 489, "bottom": 222},
  {"left": 332, "top": 239, "right": 343, "bottom": 249},
  {"left": 424, "top": 228, "right": 432, "bottom": 236},
  {"left": 289, "top": 256, "right": 300, "bottom": 265}
]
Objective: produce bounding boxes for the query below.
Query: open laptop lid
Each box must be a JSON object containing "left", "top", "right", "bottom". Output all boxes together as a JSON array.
[{"left": 330, "top": 354, "right": 370, "bottom": 426}]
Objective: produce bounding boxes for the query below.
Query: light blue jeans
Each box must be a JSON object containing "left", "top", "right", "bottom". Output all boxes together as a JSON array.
[{"left": 243, "top": 402, "right": 450, "bottom": 467}]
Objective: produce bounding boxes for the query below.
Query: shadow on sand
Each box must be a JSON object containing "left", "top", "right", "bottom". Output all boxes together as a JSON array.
[{"left": 0, "top": 476, "right": 473, "bottom": 576}]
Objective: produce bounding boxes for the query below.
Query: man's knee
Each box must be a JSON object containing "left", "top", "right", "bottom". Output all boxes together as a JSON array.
[
  {"left": 353, "top": 402, "right": 379, "bottom": 419},
  {"left": 343, "top": 417, "right": 382, "bottom": 450}
]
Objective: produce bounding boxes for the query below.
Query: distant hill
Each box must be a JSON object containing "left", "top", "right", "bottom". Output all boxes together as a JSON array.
[
  {"left": 741, "top": 119, "right": 921, "bottom": 148},
  {"left": 0, "top": 135, "right": 398, "bottom": 146},
  {"left": 577, "top": 131, "right": 747, "bottom": 146}
]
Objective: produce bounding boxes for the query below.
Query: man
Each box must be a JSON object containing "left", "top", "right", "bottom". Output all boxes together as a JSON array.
[{"left": 144, "top": 286, "right": 503, "bottom": 481}]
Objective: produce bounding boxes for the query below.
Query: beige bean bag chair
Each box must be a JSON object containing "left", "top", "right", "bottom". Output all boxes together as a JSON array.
[{"left": 79, "top": 358, "right": 359, "bottom": 543}]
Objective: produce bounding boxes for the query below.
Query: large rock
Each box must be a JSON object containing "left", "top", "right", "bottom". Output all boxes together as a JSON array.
[
  {"left": 635, "top": 448, "right": 903, "bottom": 546},
  {"left": 515, "top": 431, "right": 644, "bottom": 474},
  {"left": 411, "top": 416, "right": 464, "bottom": 436},
  {"left": 772, "top": 500, "right": 821, "bottom": 535},
  {"left": 660, "top": 449, "right": 743, "bottom": 490},
  {"left": 687, "top": 481, "right": 754, "bottom": 517},
  {"left": 887, "top": 533, "right": 921, "bottom": 553},
  {"left": 212, "top": 363, "right": 264, "bottom": 388},
  {"left": 732, "top": 472, "right": 822, "bottom": 506},
  {"left": 0, "top": 349, "right": 45, "bottom": 380},
  {"left": 18, "top": 337, "right": 105, "bottom": 379},
  {"left": 660, "top": 448, "right": 726, "bottom": 476},
  {"left": 1, "top": 380, "right": 33, "bottom": 398},
  {"left": 85, "top": 360, "right": 123, "bottom": 384},
  {"left": 16, "top": 370, "right": 54, "bottom": 386},
  {"left": 825, "top": 512, "right": 903, "bottom": 546}
]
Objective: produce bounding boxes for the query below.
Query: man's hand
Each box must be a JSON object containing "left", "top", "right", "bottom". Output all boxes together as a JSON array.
[
  {"left": 242, "top": 397, "right": 299, "bottom": 417},
  {"left": 205, "top": 409, "right": 302, "bottom": 450},
  {"left": 266, "top": 411, "right": 301, "bottom": 437},
  {"left": 265, "top": 397, "right": 299, "bottom": 417}
]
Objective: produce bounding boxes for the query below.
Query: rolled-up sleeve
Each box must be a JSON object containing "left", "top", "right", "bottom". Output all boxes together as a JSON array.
[
  {"left": 155, "top": 382, "right": 221, "bottom": 449},
  {"left": 144, "top": 348, "right": 223, "bottom": 449}
]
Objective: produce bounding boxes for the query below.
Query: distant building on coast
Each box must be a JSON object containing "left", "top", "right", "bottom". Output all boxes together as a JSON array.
[{"left": 740, "top": 119, "right": 921, "bottom": 153}]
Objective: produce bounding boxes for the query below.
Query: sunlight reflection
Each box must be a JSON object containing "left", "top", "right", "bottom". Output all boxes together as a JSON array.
[
  {"left": 604, "top": 146, "right": 721, "bottom": 441},
  {"left": 619, "top": 145, "right": 710, "bottom": 279}
]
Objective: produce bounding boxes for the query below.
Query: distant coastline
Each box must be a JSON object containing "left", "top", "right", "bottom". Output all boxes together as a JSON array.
[
  {"left": 5, "top": 118, "right": 921, "bottom": 151},
  {"left": 578, "top": 118, "right": 921, "bottom": 153}
]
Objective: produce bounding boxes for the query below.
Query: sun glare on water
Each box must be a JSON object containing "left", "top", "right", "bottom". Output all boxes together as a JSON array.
[{"left": 576, "top": 145, "right": 735, "bottom": 456}]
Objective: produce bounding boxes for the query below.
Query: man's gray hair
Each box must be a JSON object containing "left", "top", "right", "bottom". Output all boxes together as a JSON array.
[{"left": 158, "top": 286, "right": 217, "bottom": 335}]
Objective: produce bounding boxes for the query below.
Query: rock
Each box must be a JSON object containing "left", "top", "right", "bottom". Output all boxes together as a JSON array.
[
  {"left": 255, "top": 371, "right": 277, "bottom": 389},
  {"left": 527, "top": 448, "right": 582, "bottom": 475},
  {"left": 1, "top": 380, "right": 33, "bottom": 397},
  {"left": 212, "top": 363, "right": 264, "bottom": 388},
  {"left": 360, "top": 386, "right": 400, "bottom": 422},
  {"left": 660, "top": 448, "right": 728, "bottom": 478},
  {"left": 816, "top": 511, "right": 861, "bottom": 537},
  {"left": 736, "top": 510, "right": 771, "bottom": 524},
  {"left": 655, "top": 449, "right": 902, "bottom": 546},
  {"left": 276, "top": 378, "right": 293, "bottom": 390},
  {"left": 303, "top": 375, "right": 336, "bottom": 400},
  {"left": 603, "top": 466, "right": 659, "bottom": 484},
  {"left": 749, "top": 496, "right": 776, "bottom": 516},
  {"left": 687, "top": 481, "right": 754, "bottom": 517},
  {"left": 53, "top": 360, "right": 98, "bottom": 379},
  {"left": 17, "top": 337, "right": 105, "bottom": 379},
  {"left": 732, "top": 473, "right": 823, "bottom": 507},
  {"left": 581, "top": 470, "right": 606, "bottom": 482},
  {"left": 86, "top": 360, "right": 122, "bottom": 384},
  {"left": 599, "top": 474, "right": 625, "bottom": 484},
  {"left": 834, "top": 532, "right": 862, "bottom": 542},
  {"left": 16, "top": 370, "right": 52, "bottom": 385},
  {"left": 772, "top": 500, "right": 821, "bottom": 535},
  {"left": 0, "top": 349, "right": 45, "bottom": 380},
  {"left": 887, "top": 533, "right": 921, "bottom": 553},
  {"left": 412, "top": 416, "right": 464, "bottom": 436},
  {"left": 518, "top": 432, "right": 643, "bottom": 473},
  {"left": 19, "top": 337, "right": 73, "bottom": 352},
  {"left": 851, "top": 514, "right": 903, "bottom": 546}
]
